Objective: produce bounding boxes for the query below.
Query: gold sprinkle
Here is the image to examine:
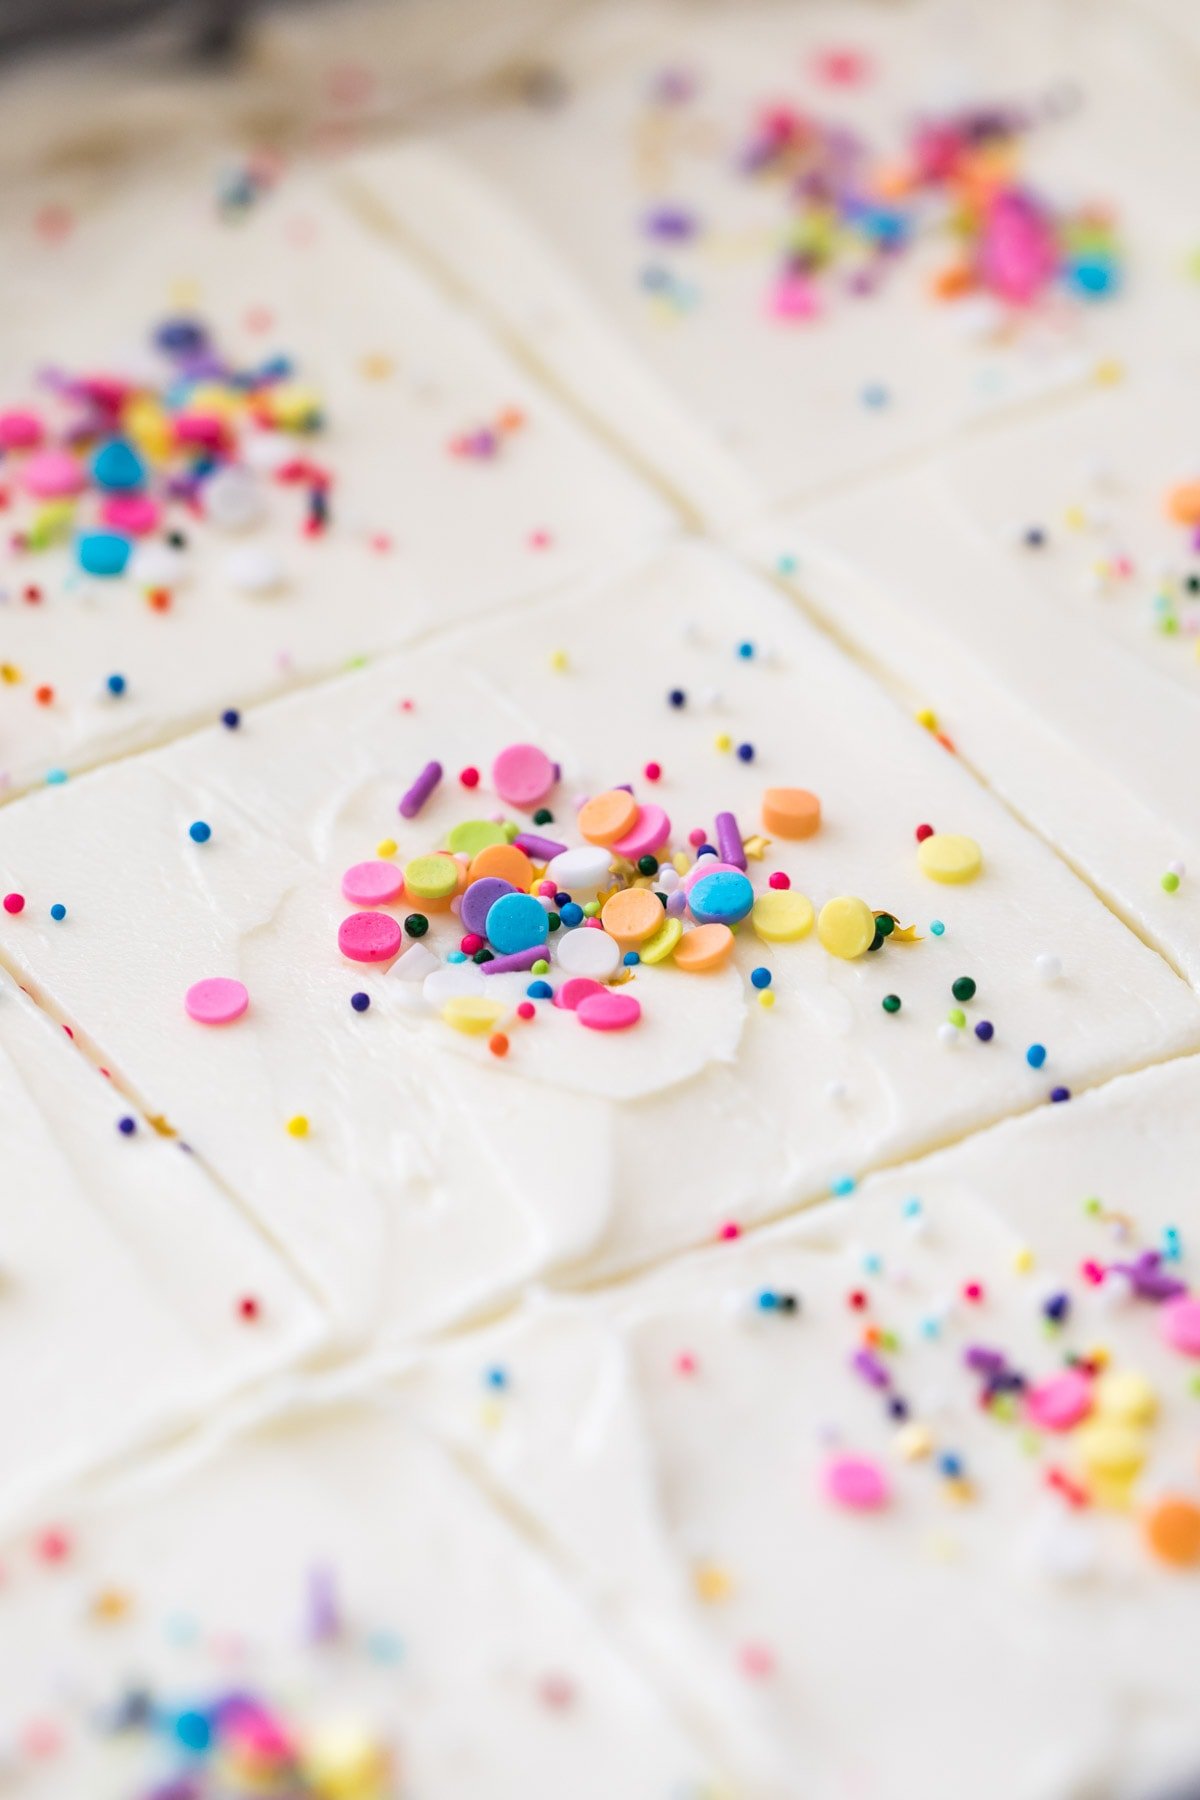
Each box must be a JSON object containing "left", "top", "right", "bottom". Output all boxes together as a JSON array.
[{"left": 693, "top": 1563, "right": 733, "bottom": 1603}]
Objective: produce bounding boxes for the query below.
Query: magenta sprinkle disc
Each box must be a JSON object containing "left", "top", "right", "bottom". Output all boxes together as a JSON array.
[
  {"left": 0, "top": 409, "right": 43, "bottom": 450},
  {"left": 1024, "top": 1370, "right": 1093, "bottom": 1433},
  {"left": 1160, "top": 1293, "right": 1200, "bottom": 1357},
  {"left": 22, "top": 449, "right": 85, "bottom": 500},
  {"left": 338, "top": 911, "right": 402, "bottom": 963},
  {"left": 185, "top": 977, "right": 249, "bottom": 1025},
  {"left": 576, "top": 991, "right": 642, "bottom": 1031},
  {"left": 101, "top": 494, "right": 160, "bottom": 536},
  {"left": 491, "top": 742, "right": 557, "bottom": 809},
  {"left": 611, "top": 803, "right": 672, "bottom": 862},
  {"left": 823, "top": 1453, "right": 890, "bottom": 1511},
  {"left": 341, "top": 859, "right": 405, "bottom": 907},
  {"left": 553, "top": 976, "right": 606, "bottom": 1012}
]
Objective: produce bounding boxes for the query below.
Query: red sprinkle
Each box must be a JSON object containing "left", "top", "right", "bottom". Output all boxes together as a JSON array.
[
  {"left": 768, "top": 871, "right": 791, "bottom": 889},
  {"left": 915, "top": 823, "right": 934, "bottom": 842},
  {"left": 644, "top": 761, "right": 662, "bottom": 782},
  {"left": 34, "top": 1527, "right": 70, "bottom": 1564},
  {"left": 459, "top": 766, "right": 480, "bottom": 789},
  {"left": 2, "top": 892, "right": 24, "bottom": 915}
]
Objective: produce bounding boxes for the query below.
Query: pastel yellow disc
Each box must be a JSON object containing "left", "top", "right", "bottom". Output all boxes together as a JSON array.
[
  {"left": 441, "top": 996, "right": 505, "bottom": 1036},
  {"left": 752, "top": 889, "right": 814, "bottom": 943},
  {"left": 917, "top": 832, "right": 983, "bottom": 884},
  {"left": 640, "top": 915, "right": 684, "bottom": 964},
  {"left": 1075, "top": 1421, "right": 1146, "bottom": 1482},
  {"left": 300, "top": 1721, "right": 390, "bottom": 1797},
  {"left": 1094, "top": 1370, "right": 1157, "bottom": 1426},
  {"left": 403, "top": 853, "right": 460, "bottom": 901},
  {"left": 269, "top": 382, "right": 323, "bottom": 430},
  {"left": 816, "top": 894, "right": 876, "bottom": 960}
]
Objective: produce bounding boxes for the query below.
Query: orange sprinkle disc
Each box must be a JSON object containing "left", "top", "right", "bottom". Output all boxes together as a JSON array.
[
  {"left": 601, "top": 887, "right": 664, "bottom": 949},
  {"left": 1142, "top": 1495, "right": 1200, "bottom": 1567},
  {"left": 673, "top": 922, "right": 736, "bottom": 972},
  {"left": 469, "top": 842, "right": 535, "bottom": 889},
  {"left": 1165, "top": 481, "right": 1200, "bottom": 526},
  {"left": 762, "top": 787, "right": 821, "bottom": 840},
  {"left": 578, "top": 789, "right": 639, "bottom": 846}
]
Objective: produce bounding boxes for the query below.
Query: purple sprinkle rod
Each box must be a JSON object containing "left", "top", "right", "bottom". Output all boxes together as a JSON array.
[
  {"left": 481, "top": 948, "right": 546, "bottom": 975},
  {"left": 513, "top": 832, "right": 568, "bottom": 860},
  {"left": 399, "top": 760, "right": 442, "bottom": 820},
  {"left": 714, "top": 811, "right": 747, "bottom": 870}
]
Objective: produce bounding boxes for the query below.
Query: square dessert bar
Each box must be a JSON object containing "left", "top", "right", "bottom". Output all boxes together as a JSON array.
[
  {"left": 0, "top": 542, "right": 1194, "bottom": 1352},
  {"left": 405, "top": 1055, "right": 1200, "bottom": 1800},
  {"left": 345, "top": 0, "right": 1200, "bottom": 526},
  {"left": 0, "top": 170, "right": 671, "bottom": 798},
  {"left": 0, "top": 1391, "right": 717, "bottom": 1797}
]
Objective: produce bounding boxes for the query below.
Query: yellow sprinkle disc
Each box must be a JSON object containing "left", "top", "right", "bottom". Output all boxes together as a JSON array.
[
  {"left": 917, "top": 833, "right": 982, "bottom": 884},
  {"left": 441, "top": 996, "right": 505, "bottom": 1035},
  {"left": 1094, "top": 1370, "right": 1157, "bottom": 1426},
  {"left": 300, "top": 1721, "right": 390, "bottom": 1796},
  {"left": 640, "top": 915, "right": 684, "bottom": 964},
  {"left": 817, "top": 894, "right": 876, "bottom": 959},
  {"left": 752, "top": 889, "right": 814, "bottom": 943},
  {"left": 1075, "top": 1421, "right": 1146, "bottom": 1482},
  {"left": 403, "top": 853, "right": 460, "bottom": 901}
]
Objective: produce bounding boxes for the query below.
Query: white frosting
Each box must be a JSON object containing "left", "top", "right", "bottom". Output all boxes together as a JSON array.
[
  {"left": 406, "top": 1053, "right": 1200, "bottom": 1800},
  {"left": 0, "top": 168, "right": 671, "bottom": 798},
  {"left": 0, "top": 542, "right": 1193, "bottom": 1350},
  {"left": 0, "top": 1389, "right": 716, "bottom": 1797},
  {"left": 0, "top": 967, "right": 322, "bottom": 1528},
  {"left": 741, "top": 365, "right": 1200, "bottom": 986},
  {"left": 344, "top": 0, "right": 1200, "bottom": 528}
]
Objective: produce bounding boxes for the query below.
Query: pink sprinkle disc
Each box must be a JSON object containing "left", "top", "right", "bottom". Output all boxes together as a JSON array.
[
  {"left": 338, "top": 911, "right": 402, "bottom": 963},
  {"left": 611, "top": 803, "right": 672, "bottom": 862},
  {"left": 185, "top": 977, "right": 249, "bottom": 1025},
  {"left": 553, "top": 976, "right": 606, "bottom": 1012},
  {"left": 823, "top": 1453, "right": 890, "bottom": 1511},
  {"left": 1025, "top": 1369, "right": 1093, "bottom": 1433},
  {"left": 576, "top": 991, "right": 642, "bottom": 1031},
  {"left": 341, "top": 859, "right": 405, "bottom": 906},
  {"left": 1160, "top": 1293, "right": 1200, "bottom": 1357},
  {"left": 0, "top": 409, "right": 43, "bottom": 451},
  {"left": 680, "top": 858, "right": 744, "bottom": 894},
  {"left": 100, "top": 494, "right": 160, "bottom": 536},
  {"left": 492, "top": 742, "right": 557, "bottom": 810},
  {"left": 22, "top": 449, "right": 85, "bottom": 500}
]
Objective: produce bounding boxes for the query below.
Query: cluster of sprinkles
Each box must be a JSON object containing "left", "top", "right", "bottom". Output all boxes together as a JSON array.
[
  {"left": 0, "top": 314, "right": 330, "bottom": 735},
  {"left": 639, "top": 69, "right": 1122, "bottom": 324},
  {"left": 68, "top": 627, "right": 1096, "bottom": 1124},
  {"left": 821, "top": 1191, "right": 1200, "bottom": 1573},
  {"left": 474, "top": 1187, "right": 1200, "bottom": 1635},
  {"left": 6, "top": 1556, "right": 404, "bottom": 1797}
]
